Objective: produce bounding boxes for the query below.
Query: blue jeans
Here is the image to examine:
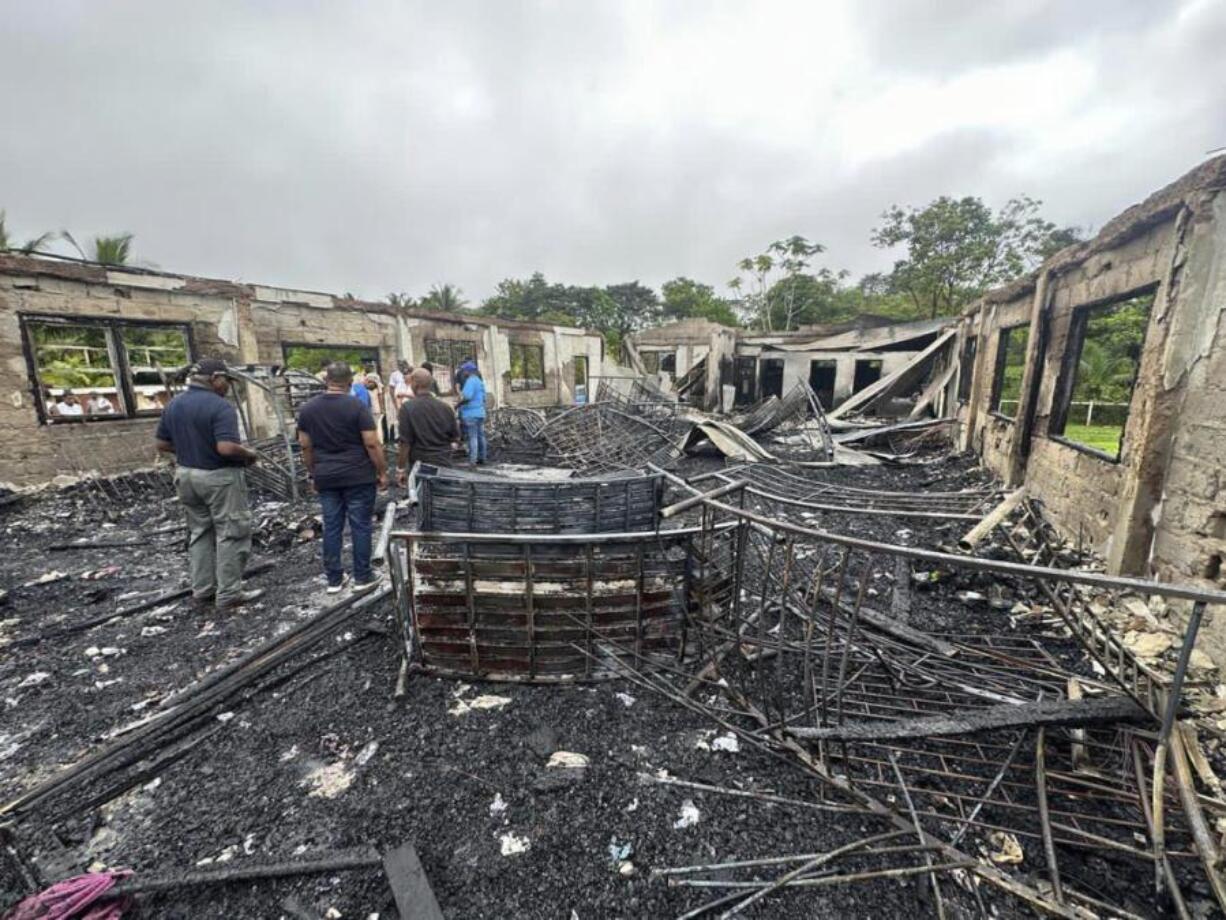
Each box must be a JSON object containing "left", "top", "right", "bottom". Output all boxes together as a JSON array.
[
  {"left": 462, "top": 418, "right": 487, "bottom": 464},
  {"left": 318, "top": 483, "right": 375, "bottom": 585}
]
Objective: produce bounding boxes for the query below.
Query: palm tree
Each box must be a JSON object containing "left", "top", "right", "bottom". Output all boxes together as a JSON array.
[
  {"left": 420, "top": 283, "right": 467, "bottom": 312},
  {"left": 0, "top": 210, "right": 57, "bottom": 254},
  {"left": 1076, "top": 340, "right": 1133, "bottom": 402},
  {"left": 62, "top": 231, "right": 134, "bottom": 266},
  {"left": 386, "top": 291, "right": 416, "bottom": 309}
]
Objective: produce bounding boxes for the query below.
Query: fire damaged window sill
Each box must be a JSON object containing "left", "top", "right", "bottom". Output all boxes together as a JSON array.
[
  {"left": 987, "top": 411, "right": 1017, "bottom": 425},
  {"left": 1048, "top": 434, "right": 1121, "bottom": 465}
]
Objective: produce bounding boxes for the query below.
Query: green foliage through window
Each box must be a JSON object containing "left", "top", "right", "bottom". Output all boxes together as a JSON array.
[
  {"left": 25, "top": 317, "right": 193, "bottom": 422},
  {"left": 1051, "top": 292, "right": 1153, "bottom": 459},
  {"left": 508, "top": 342, "right": 545, "bottom": 391},
  {"left": 992, "top": 325, "right": 1029, "bottom": 419}
]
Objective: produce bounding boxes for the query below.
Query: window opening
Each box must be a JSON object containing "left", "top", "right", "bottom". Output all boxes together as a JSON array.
[
  {"left": 1049, "top": 291, "right": 1153, "bottom": 459},
  {"left": 852, "top": 359, "right": 883, "bottom": 394},
  {"left": 990, "top": 324, "right": 1029, "bottom": 419},
  {"left": 808, "top": 359, "right": 836, "bottom": 409},
  {"left": 509, "top": 342, "right": 546, "bottom": 391}
]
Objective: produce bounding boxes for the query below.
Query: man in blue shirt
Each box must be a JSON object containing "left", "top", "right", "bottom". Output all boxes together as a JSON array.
[
  {"left": 456, "top": 361, "right": 487, "bottom": 465},
  {"left": 350, "top": 373, "right": 372, "bottom": 409},
  {"left": 155, "top": 358, "right": 264, "bottom": 612}
]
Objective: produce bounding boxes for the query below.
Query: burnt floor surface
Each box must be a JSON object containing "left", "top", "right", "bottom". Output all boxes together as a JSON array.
[{"left": 0, "top": 451, "right": 1141, "bottom": 918}]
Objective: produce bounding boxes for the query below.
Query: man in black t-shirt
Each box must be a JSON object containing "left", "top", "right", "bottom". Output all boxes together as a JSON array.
[
  {"left": 396, "top": 368, "right": 460, "bottom": 484},
  {"left": 155, "top": 358, "right": 263, "bottom": 612},
  {"left": 297, "top": 362, "right": 388, "bottom": 594}
]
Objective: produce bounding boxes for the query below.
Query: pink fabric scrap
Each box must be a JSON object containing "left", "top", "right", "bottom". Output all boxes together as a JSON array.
[{"left": 2, "top": 870, "right": 131, "bottom": 920}]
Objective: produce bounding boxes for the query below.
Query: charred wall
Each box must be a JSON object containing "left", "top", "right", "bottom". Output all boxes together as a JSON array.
[
  {"left": 0, "top": 256, "right": 603, "bottom": 488},
  {"left": 965, "top": 156, "right": 1226, "bottom": 607}
]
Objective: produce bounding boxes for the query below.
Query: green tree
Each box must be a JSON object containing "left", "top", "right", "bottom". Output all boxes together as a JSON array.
[
  {"left": 763, "top": 269, "right": 854, "bottom": 329},
  {"left": 480, "top": 273, "right": 579, "bottom": 324},
  {"left": 63, "top": 231, "right": 135, "bottom": 265},
  {"left": 0, "top": 210, "right": 57, "bottom": 254},
  {"left": 420, "top": 283, "right": 467, "bottom": 312},
  {"left": 871, "top": 195, "right": 1081, "bottom": 319},
  {"left": 729, "top": 236, "right": 828, "bottom": 332},
  {"left": 1074, "top": 339, "right": 1134, "bottom": 402},
  {"left": 660, "top": 277, "right": 739, "bottom": 326},
  {"left": 602, "top": 281, "right": 661, "bottom": 339}
]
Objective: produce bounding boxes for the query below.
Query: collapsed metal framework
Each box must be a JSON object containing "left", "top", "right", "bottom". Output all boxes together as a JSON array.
[
  {"left": 732, "top": 380, "right": 836, "bottom": 463},
  {"left": 688, "top": 463, "right": 998, "bottom": 521},
  {"left": 537, "top": 403, "right": 687, "bottom": 474},
  {"left": 635, "top": 468, "right": 1226, "bottom": 918}
]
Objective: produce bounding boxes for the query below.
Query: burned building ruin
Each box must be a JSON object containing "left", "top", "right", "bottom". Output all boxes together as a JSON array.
[{"left": 2, "top": 156, "right": 1226, "bottom": 919}]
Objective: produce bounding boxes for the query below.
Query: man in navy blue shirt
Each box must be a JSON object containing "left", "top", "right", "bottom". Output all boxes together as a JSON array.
[
  {"left": 155, "top": 358, "right": 264, "bottom": 612},
  {"left": 297, "top": 362, "right": 388, "bottom": 594}
]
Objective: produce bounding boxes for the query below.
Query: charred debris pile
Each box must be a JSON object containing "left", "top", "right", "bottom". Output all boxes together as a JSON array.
[{"left": 2, "top": 380, "right": 1226, "bottom": 919}]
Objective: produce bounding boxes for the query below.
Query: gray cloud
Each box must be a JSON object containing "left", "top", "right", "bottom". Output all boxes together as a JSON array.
[{"left": 1, "top": 0, "right": 1223, "bottom": 304}]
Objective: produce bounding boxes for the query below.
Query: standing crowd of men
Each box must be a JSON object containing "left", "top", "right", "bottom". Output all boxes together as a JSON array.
[{"left": 154, "top": 356, "right": 487, "bottom": 610}]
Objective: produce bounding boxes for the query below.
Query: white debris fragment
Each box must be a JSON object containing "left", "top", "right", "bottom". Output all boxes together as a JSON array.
[
  {"left": 140, "top": 626, "right": 167, "bottom": 637},
  {"left": 99, "top": 647, "right": 122, "bottom": 657},
  {"left": 618, "top": 861, "right": 636, "bottom": 878},
  {"left": 489, "top": 792, "right": 508, "bottom": 816},
  {"left": 23, "top": 571, "right": 68, "bottom": 587},
  {"left": 614, "top": 692, "right": 636, "bottom": 708},
  {"left": 18, "top": 672, "right": 51, "bottom": 688},
  {"left": 303, "top": 762, "right": 355, "bottom": 799},
  {"left": 216, "top": 712, "right": 235, "bottom": 723},
  {"left": 710, "top": 733, "right": 741, "bottom": 753},
  {"left": 280, "top": 745, "right": 300, "bottom": 762},
  {"left": 324, "top": 909, "right": 342, "bottom": 920},
  {"left": 448, "top": 693, "right": 512, "bottom": 716},
  {"left": 624, "top": 797, "right": 639, "bottom": 813},
  {"left": 955, "top": 591, "right": 986, "bottom": 604},
  {"left": 546, "top": 751, "right": 590, "bottom": 769},
  {"left": 84, "top": 647, "right": 101, "bottom": 657},
  {"left": 354, "top": 740, "right": 380, "bottom": 766},
  {"left": 673, "top": 799, "right": 701, "bottom": 829},
  {"left": 499, "top": 832, "right": 530, "bottom": 856}
]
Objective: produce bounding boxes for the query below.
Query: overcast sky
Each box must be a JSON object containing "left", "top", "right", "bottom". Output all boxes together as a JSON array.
[{"left": 3, "top": 1, "right": 1223, "bottom": 303}]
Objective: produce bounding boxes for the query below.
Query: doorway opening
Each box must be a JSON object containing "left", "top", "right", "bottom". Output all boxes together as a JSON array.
[
  {"left": 853, "top": 359, "right": 882, "bottom": 394},
  {"left": 808, "top": 359, "right": 837, "bottom": 409},
  {"left": 760, "top": 358, "right": 785, "bottom": 399}
]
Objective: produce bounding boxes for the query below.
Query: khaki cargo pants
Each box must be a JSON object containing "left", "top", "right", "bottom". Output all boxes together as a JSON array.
[{"left": 174, "top": 466, "right": 252, "bottom": 607}]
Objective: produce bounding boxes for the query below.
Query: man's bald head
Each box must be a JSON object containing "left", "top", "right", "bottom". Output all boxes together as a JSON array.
[{"left": 410, "top": 368, "right": 434, "bottom": 394}]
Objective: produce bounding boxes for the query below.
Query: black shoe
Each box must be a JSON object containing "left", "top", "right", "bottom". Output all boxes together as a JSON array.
[
  {"left": 216, "top": 588, "right": 265, "bottom": 612},
  {"left": 189, "top": 592, "right": 216, "bottom": 612}
]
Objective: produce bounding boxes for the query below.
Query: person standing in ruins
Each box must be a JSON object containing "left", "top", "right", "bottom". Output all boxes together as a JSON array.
[
  {"left": 297, "top": 361, "right": 387, "bottom": 595},
  {"left": 456, "top": 360, "right": 487, "bottom": 466},
  {"left": 154, "top": 357, "right": 264, "bottom": 612},
  {"left": 396, "top": 367, "right": 460, "bottom": 483}
]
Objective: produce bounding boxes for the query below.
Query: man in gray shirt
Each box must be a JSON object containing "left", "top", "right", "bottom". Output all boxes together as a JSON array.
[{"left": 396, "top": 368, "right": 460, "bottom": 484}]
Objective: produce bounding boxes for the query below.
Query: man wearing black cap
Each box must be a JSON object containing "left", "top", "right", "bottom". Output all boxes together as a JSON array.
[{"left": 155, "top": 358, "right": 264, "bottom": 612}]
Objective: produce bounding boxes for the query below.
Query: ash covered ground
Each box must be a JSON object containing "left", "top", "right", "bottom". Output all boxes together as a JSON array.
[{"left": 0, "top": 449, "right": 1174, "bottom": 918}]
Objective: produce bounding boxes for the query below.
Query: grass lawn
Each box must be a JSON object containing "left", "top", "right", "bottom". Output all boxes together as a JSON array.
[{"left": 1062, "top": 422, "right": 1123, "bottom": 456}]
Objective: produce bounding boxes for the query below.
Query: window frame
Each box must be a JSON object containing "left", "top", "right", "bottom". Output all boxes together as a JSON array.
[
  {"left": 20, "top": 312, "right": 196, "bottom": 425},
  {"left": 280, "top": 341, "right": 381, "bottom": 375},
  {"left": 1047, "top": 286, "right": 1156, "bottom": 463},
  {"left": 507, "top": 341, "right": 546, "bottom": 392},
  {"left": 989, "top": 323, "right": 1030, "bottom": 422}
]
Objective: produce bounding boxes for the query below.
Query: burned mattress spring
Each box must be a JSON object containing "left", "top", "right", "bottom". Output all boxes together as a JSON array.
[{"left": 415, "top": 465, "right": 663, "bottom": 534}]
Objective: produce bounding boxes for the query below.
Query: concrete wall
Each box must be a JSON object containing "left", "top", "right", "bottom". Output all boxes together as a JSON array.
[
  {"left": 736, "top": 346, "right": 916, "bottom": 406},
  {"left": 0, "top": 256, "right": 603, "bottom": 488},
  {"left": 963, "top": 157, "right": 1226, "bottom": 612}
]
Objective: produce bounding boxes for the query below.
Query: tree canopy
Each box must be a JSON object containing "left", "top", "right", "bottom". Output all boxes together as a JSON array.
[
  {"left": 870, "top": 195, "right": 1082, "bottom": 319},
  {"left": 660, "top": 277, "right": 739, "bottom": 326}
]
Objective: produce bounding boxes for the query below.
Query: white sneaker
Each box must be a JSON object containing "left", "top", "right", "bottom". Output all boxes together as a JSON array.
[{"left": 326, "top": 573, "right": 351, "bottom": 594}]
